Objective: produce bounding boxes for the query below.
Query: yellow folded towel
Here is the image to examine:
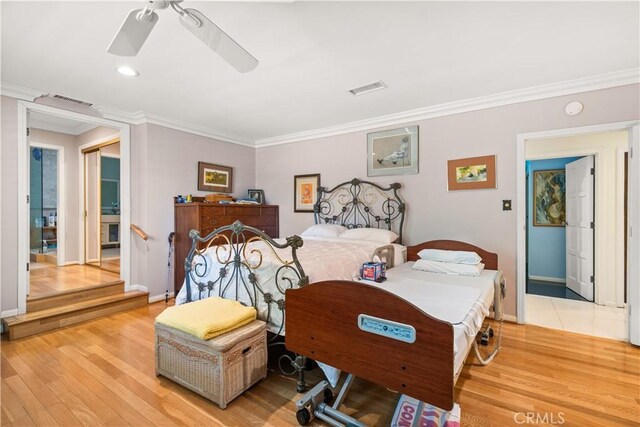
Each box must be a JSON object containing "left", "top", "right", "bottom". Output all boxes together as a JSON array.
[{"left": 155, "top": 297, "right": 257, "bottom": 340}]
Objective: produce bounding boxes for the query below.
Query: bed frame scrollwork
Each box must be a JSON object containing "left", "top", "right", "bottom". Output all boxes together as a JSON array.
[
  {"left": 184, "top": 220, "right": 309, "bottom": 337},
  {"left": 314, "top": 178, "right": 405, "bottom": 244}
]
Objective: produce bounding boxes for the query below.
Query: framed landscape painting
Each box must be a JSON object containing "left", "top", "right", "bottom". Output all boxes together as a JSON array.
[
  {"left": 198, "top": 162, "right": 233, "bottom": 193},
  {"left": 447, "top": 155, "right": 496, "bottom": 191}
]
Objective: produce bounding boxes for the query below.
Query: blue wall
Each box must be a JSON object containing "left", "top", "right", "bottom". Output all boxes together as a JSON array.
[{"left": 527, "top": 157, "right": 582, "bottom": 281}]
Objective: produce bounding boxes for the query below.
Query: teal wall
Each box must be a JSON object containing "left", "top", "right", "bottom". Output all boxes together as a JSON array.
[{"left": 101, "top": 157, "right": 120, "bottom": 212}]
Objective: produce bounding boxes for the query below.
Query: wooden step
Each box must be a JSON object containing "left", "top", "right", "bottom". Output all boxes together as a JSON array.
[
  {"left": 27, "top": 280, "right": 125, "bottom": 313},
  {"left": 3, "top": 290, "right": 148, "bottom": 340}
]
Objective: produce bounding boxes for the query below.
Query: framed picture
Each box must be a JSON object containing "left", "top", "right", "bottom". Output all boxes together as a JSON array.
[
  {"left": 533, "top": 169, "right": 566, "bottom": 226},
  {"left": 197, "top": 162, "right": 233, "bottom": 193},
  {"left": 248, "top": 189, "right": 264, "bottom": 204},
  {"left": 294, "top": 174, "right": 320, "bottom": 213},
  {"left": 447, "top": 155, "right": 496, "bottom": 191},
  {"left": 367, "top": 125, "right": 418, "bottom": 176}
]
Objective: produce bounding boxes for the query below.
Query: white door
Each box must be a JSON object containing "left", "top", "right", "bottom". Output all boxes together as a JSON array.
[{"left": 566, "top": 156, "right": 595, "bottom": 301}]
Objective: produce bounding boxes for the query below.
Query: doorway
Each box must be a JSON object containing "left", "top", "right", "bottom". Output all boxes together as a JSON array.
[
  {"left": 526, "top": 156, "right": 592, "bottom": 302},
  {"left": 17, "top": 101, "right": 131, "bottom": 314},
  {"left": 82, "top": 140, "right": 121, "bottom": 274},
  {"left": 517, "top": 125, "right": 634, "bottom": 342}
]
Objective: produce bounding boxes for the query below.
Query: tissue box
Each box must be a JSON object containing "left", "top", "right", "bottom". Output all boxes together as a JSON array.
[
  {"left": 360, "top": 262, "right": 385, "bottom": 281},
  {"left": 391, "top": 395, "right": 460, "bottom": 427}
]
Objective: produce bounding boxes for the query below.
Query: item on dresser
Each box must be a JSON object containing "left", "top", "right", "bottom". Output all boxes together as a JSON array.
[
  {"left": 204, "top": 193, "right": 235, "bottom": 203},
  {"left": 173, "top": 198, "right": 279, "bottom": 294}
]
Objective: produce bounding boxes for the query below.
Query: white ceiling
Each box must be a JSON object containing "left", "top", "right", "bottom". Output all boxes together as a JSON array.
[{"left": 2, "top": 1, "right": 639, "bottom": 144}]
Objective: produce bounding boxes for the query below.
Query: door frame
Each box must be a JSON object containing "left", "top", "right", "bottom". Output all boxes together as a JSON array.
[
  {"left": 28, "top": 142, "right": 66, "bottom": 268},
  {"left": 516, "top": 120, "right": 639, "bottom": 325},
  {"left": 17, "top": 101, "right": 130, "bottom": 315},
  {"left": 79, "top": 138, "right": 120, "bottom": 267}
]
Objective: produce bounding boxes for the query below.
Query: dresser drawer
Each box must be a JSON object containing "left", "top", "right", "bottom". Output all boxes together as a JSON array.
[{"left": 225, "top": 206, "right": 261, "bottom": 217}]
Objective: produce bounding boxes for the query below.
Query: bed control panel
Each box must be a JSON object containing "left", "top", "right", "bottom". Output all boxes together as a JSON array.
[{"left": 357, "top": 314, "right": 416, "bottom": 343}]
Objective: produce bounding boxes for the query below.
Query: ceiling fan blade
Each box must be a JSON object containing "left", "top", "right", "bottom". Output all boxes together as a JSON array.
[
  {"left": 179, "top": 8, "right": 258, "bottom": 73},
  {"left": 107, "top": 9, "right": 159, "bottom": 56}
]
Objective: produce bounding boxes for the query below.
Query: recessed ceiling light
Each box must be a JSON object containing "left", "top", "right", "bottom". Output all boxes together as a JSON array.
[
  {"left": 348, "top": 81, "right": 387, "bottom": 96},
  {"left": 116, "top": 66, "right": 139, "bottom": 77}
]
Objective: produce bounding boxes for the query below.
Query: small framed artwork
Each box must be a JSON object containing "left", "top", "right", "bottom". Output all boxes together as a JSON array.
[
  {"left": 248, "top": 189, "right": 265, "bottom": 204},
  {"left": 367, "top": 125, "right": 418, "bottom": 176},
  {"left": 198, "top": 162, "right": 233, "bottom": 193},
  {"left": 447, "top": 155, "right": 496, "bottom": 191},
  {"left": 533, "top": 169, "right": 566, "bottom": 226},
  {"left": 294, "top": 174, "right": 320, "bottom": 213}
]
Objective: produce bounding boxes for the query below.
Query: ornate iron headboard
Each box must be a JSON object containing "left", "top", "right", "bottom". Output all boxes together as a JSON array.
[
  {"left": 184, "top": 220, "right": 309, "bottom": 336},
  {"left": 314, "top": 178, "right": 405, "bottom": 244}
]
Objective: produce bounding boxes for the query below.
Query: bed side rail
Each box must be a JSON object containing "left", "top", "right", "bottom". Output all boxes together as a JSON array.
[
  {"left": 285, "top": 280, "right": 455, "bottom": 411},
  {"left": 185, "top": 220, "right": 309, "bottom": 334}
]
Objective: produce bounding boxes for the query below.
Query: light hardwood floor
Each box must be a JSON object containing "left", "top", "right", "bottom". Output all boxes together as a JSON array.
[
  {"left": 29, "top": 264, "right": 120, "bottom": 298},
  {"left": 2, "top": 302, "right": 638, "bottom": 426}
]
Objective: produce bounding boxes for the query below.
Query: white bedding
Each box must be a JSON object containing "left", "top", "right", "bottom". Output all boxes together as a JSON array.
[
  {"left": 175, "top": 236, "right": 406, "bottom": 333},
  {"left": 319, "top": 262, "right": 497, "bottom": 387}
]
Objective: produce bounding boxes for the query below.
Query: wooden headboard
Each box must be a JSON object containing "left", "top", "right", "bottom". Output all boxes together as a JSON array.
[
  {"left": 406, "top": 240, "right": 498, "bottom": 270},
  {"left": 314, "top": 178, "right": 406, "bottom": 244}
]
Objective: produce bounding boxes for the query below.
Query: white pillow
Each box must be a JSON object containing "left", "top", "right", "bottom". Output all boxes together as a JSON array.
[
  {"left": 339, "top": 228, "right": 399, "bottom": 244},
  {"left": 412, "top": 259, "right": 485, "bottom": 276},
  {"left": 300, "top": 224, "right": 348, "bottom": 238},
  {"left": 417, "top": 249, "right": 482, "bottom": 265}
]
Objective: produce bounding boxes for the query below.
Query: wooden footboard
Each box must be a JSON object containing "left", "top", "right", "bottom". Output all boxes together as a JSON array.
[{"left": 285, "top": 280, "right": 455, "bottom": 411}]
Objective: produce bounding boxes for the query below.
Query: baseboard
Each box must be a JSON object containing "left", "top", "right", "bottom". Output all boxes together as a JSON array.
[
  {"left": 1, "top": 309, "right": 19, "bottom": 319},
  {"left": 529, "top": 275, "right": 566, "bottom": 284},
  {"left": 64, "top": 261, "right": 79, "bottom": 266},
  {"left": 130, "top": 284, "right": 148, "bottom": 293},
  {"left": 490, "top": 311, "right": 517, "bottom": 323},
  {"left": 149, "top": 292, "right": 174, "bottom": 304}
]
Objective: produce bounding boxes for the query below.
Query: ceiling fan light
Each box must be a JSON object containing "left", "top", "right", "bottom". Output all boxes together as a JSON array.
[{"left": 116, "top": 66, "right": 140, "bottom": 77}]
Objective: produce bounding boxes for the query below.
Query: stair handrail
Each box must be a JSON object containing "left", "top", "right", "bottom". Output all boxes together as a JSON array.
[{"left": 130, "top": 224, "right": 149, "bottom": 241}]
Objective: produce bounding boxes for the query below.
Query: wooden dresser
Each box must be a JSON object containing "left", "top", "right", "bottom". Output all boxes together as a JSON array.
[{"left": 173, "top": 201, "right": 279, "bottom": 294}]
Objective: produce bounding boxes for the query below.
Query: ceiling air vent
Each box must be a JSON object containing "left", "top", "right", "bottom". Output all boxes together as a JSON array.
[
  {"left": 34, "top": 94, "right": 103, "bottom": 118},
  {"left": 348, "top": 81, "right": 387, "bottom": 96},
  {"left": 52, "top": 94, "right": 93, "bottom": 107}
]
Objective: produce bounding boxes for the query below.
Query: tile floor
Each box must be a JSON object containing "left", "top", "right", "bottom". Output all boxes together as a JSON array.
[{"left": 526, "top": 294, "right": 628, "bottom": 341}]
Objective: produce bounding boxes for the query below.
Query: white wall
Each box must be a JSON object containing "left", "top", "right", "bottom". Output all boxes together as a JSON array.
[
  {"left": 1, "top": 96, "right": 19, "bottom": 315},
  {"left": 131, "top": 123, "right": 256, "bottom": 300},
  {"left": 256, "top": 84, "right": 640, "bottom": 317}
]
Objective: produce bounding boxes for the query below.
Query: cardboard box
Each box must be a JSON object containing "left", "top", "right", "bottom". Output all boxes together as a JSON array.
[{"left": 391, "top": 395, "right": 460, "bottom": 427}]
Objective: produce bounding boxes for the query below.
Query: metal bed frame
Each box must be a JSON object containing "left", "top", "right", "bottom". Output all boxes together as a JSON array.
[
  {"left": 182, "top": 178, "right": 406, "bottom": 392},
  {"left": 314, "top": 178, "right": 405, "bottom": 244}
]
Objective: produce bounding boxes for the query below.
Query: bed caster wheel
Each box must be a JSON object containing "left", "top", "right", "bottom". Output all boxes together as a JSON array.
[
  {"left": 488, "top": 328, "right": 494, "bottom": 337},
  {"left": 323, "top": 388, "right": 334, "bottom": 404},
  {"left": 480, "top": 336, "right": 489, "bottom": 346},
  {"left": 296, "top": 408, "right": 311, "bottom": 426}
]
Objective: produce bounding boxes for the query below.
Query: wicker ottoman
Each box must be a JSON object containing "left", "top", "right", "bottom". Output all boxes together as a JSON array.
[{"left": 155, "top": 319, "right": 267, "bottom": 409}]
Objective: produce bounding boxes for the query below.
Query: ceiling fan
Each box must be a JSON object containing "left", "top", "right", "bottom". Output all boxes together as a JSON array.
[{"left": 107, "top": 0, "right": 258, "bottom": 73}]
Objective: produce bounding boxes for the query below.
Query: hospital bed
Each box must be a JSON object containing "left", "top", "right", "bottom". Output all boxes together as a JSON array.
[
  {"left": 175, "top": 178, "right": 407, "bottom": 391},
  {"left": 285, "top": 240, "right": 505, "bottom": 426}
]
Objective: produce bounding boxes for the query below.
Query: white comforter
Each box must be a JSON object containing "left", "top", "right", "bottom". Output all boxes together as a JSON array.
[{"left": 175, "top": 236, "right": 406, "bottom": 334}]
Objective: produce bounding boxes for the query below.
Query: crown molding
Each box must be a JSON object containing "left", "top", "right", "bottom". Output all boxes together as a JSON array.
[
  {"left": 254, "top": 67, "right": 640, "bottom": 147},
  {"left": 142, "top": 112, "right": 255, "bottom": 147},
  {"left": 3, "top": 68, "right": 639, "bottom": 149},
  {"left": 0, "top": 82, "right": 43, "bottom": 101}
]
